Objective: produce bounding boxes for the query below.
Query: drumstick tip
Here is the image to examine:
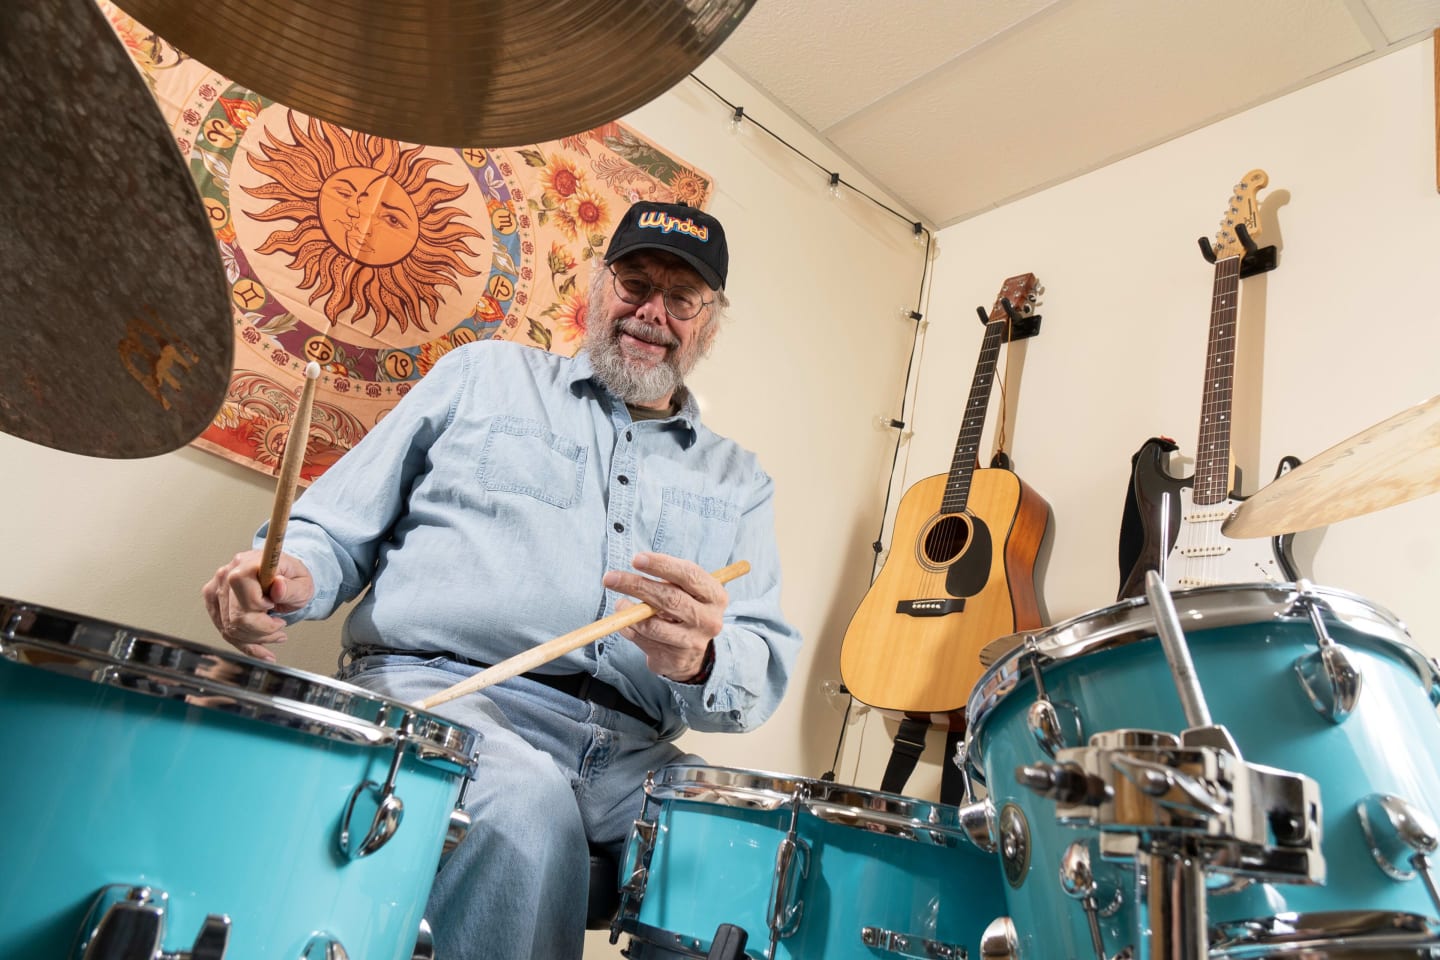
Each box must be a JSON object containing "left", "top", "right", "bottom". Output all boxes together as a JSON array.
[{"left": 304, "top": 361, "right": 321, "bottom": 379}]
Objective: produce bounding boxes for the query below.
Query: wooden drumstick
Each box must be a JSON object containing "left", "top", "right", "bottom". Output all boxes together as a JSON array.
[
  {"left": 258, "top": 361, "right": 321, "bottom": 592},
  {"left": 417, "top": 560, "right": 750, "bottom": 710}
]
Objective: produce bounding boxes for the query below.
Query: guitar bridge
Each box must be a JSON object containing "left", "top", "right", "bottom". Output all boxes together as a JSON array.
[{"left": 896, "top": 598, "right": 966, "bottom": 617}]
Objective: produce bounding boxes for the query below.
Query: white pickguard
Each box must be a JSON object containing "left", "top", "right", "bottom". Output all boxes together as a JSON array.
[{"left": 1162, "top": 486, "right": 1285, "bottom": 589}]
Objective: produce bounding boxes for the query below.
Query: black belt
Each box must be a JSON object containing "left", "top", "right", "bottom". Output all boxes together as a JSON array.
[{"left": 348, "top": 646, "right": 658, "bottom": 730}]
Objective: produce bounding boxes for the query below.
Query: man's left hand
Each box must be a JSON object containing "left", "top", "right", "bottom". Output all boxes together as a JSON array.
[{"left": 602, "top": 552, "right": 726, "bottom": 682}]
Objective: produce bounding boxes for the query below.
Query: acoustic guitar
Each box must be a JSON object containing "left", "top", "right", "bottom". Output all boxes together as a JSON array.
[
  {"left": 1118, "top": 170, "right": 1299, "bottom": 599},
  {"left": 840, "top": 274, "right": 1051, "bottom": 714}
]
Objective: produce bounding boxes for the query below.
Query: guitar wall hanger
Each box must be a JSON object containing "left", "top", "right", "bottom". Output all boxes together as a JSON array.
[
  {"left": 1197, "top": 222, "right": 1277, "bottom": 278},
  {"left": 974, "top": 298, "right": 1042, "bottom": 341}
]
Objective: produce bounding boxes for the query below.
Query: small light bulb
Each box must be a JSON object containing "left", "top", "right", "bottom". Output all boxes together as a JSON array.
[
  {"left": 728, "top": 105, "right": 744, "bottom": 134},
  {"left": 828, "top": 172, "right": 842, "bottom": 199},
  {"left": 912, "top": 221, "right": 926, "bottom": 246}
]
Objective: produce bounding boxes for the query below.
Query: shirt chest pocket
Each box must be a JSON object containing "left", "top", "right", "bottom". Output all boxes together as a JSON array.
[
  {"left": 476, "top": 416, "right": 587, "bottom": 508},
  {"left": 651, "top": 487, "right": 740, "bottom": 572}
]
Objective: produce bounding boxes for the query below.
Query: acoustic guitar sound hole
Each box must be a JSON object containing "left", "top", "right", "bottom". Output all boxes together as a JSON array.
[{"left": 923, "top": 514, "right": 970, "bottom": 565}]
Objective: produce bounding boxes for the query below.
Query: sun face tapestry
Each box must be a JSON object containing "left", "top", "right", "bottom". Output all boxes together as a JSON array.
[{"left": 100, "top": 2, "right": 715, "bottom": 481}]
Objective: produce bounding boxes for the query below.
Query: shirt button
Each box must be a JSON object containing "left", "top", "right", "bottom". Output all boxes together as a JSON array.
[
  {"left": 597, "top": 642, "right": 605, "bottom": 654},
  {"left": 617, "top": 475, "right": 629, "bottom": 485},
  {"left": 706, "top": 694, "right": 716, "bottom": 707},
  {"left": 613, "top": 522, "right": 624, "bottom": 533},
  {"left": 625, "top": 430, "right": 633, "bottom": 441}
]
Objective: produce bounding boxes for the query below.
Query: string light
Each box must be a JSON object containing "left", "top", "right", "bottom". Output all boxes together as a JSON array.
[
  {"left": 828, "top": 171, "right": 842, "bottom": 199},
  {"left": 729, "top": 105, "right": 745, "bottom": 134},
  {"left": 913, "top": 221, "right": 926, "bottom": 246}
]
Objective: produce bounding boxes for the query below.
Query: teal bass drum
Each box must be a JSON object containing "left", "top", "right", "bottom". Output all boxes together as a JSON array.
[
  {"left": 0, "top": 597, "right": 478, "bottom": 959},
  {"left": 965, "top": 582, "right": 1440, "bottom": 960},
  {"left": 613, "top": 763, "right": 1008, "bottom": 959}
]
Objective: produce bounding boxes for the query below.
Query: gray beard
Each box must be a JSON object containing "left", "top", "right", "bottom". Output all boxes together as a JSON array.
[{"left": 583, "top": 296, "right": 686, "bottom": 406}]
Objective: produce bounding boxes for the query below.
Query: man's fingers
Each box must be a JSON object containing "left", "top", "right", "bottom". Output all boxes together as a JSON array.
[{"left": 633, "top": 552, "right": 724, "bottom": 601}]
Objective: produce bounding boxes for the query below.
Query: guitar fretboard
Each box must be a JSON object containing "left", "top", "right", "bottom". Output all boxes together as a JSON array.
[
  {"left": 942, "top": 318, "right": 1008, "bottom": 513},
  {"left": 1193, "top": 256, "right": 1241, "bottom": 505}
]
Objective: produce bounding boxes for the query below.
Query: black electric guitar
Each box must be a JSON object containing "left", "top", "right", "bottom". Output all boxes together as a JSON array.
[
  {"left": 1119, "top": 170, "right": 1300, "bottom": 599},
  {"left": 841, "top": 273, "right": 1051, "bottom": 713}
]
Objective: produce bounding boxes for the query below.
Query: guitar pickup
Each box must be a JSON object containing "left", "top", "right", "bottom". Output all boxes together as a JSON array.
[{"left": 896, "top": 598, "right": 966, "bottom": 617}]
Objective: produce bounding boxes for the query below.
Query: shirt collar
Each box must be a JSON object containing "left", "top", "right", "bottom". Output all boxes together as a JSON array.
[{"left": 568, "top": 350, "right": 701, "bottom": 444}]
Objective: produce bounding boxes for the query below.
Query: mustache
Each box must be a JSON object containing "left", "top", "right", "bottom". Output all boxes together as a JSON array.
[{"left": 615, "top": 318, "right": 679, "bottom": 349}]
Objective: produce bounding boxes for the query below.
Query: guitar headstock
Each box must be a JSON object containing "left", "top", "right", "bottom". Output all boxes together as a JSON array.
[
  {"left": 1209, "top": 169, "right": 1268, "bottom": 261},
  {"left": 986, "top": 272, "right": 1042, "bottom": 324}
]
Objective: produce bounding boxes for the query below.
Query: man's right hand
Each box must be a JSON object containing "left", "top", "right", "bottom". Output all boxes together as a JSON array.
[{"left": 202, "top": 549, "right": 315, "bottom": 662}]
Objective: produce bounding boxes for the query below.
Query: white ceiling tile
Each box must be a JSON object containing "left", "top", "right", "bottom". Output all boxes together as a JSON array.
[
  {"left": 1360, "top": 0, "right": 1440, "bottom": 43},
  {"left": 717, "top": 0, "right": 1064, "bottom": 130},
  {"left": 823, "top": 0, "right": 1374, "bottom": 225}
]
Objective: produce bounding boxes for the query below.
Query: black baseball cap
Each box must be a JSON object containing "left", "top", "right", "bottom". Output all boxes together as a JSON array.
[{"left": 604, "top": 201, "right": 728, "bottom": 290}]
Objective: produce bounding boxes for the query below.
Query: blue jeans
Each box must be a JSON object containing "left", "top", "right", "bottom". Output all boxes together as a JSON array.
[{"left": 337, "top": 654, "right": 701, "bottom": 960}]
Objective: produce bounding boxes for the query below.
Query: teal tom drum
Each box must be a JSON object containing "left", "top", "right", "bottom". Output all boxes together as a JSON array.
[
  {"left": 965, "top": 583, "right": 1440, "bottom": 960},
  {"left": 613, "top": 764, "right": 1007, "bottom": 959},
  {"left": 0, "top": 597, "right": 478, "bottom": 960}
]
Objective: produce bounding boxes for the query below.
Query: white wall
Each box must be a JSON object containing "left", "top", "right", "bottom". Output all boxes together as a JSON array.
[{"left": 841, "top": 38, "right": 1440, "bottom": 798}]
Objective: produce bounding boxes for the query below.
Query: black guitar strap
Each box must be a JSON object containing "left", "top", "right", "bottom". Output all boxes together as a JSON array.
[
  {"left": 881, "top": 717, "right": 969, "bottom": 805},
  {"left": 880, "top": 717, "right": 931, "bottom": 795}
]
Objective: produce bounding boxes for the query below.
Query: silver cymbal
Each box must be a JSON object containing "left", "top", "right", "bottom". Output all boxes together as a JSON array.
[
  {"left": 1223, "top": 394, "right": 1440, "bottom": 538},
  {"left": 116, "top": 0, "right": 759, "bottom": 148},
  {"left": 0, "top": 0, "right": 233, "bottom": 458}
]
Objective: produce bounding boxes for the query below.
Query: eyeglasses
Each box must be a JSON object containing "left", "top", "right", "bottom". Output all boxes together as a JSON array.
[{"left": 609, "top": 265, "right": 713, "bottom": 321}]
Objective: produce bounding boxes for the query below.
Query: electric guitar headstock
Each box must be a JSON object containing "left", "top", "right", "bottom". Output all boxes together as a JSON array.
[{"left": 1209, "top": 169, "right": 1268, "bottom": 261}]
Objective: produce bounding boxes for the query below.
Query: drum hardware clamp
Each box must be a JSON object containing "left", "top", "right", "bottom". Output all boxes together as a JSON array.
[
  {"left": 1289, "top": 580, "right": 1363, "bottom": 724},
  {"left": 1019, "top": 726, "right": 1326, "bottom": 960},
  {"left": 860, "top": 925, "right": 967, "bottom": 959},
  {"left": 73, "top": 884, "right": 230, "bottom": 960}
]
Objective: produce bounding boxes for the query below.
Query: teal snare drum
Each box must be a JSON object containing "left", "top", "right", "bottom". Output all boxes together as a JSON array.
[
  {"left": 0, "top": 597, "right": 478, "bottom": 959},
  {"left": 613, "top": 763, "right": 1006, "bottom": 959},
  {"left": 965, "top": 583, "right": 1440, "bottom": 960}
]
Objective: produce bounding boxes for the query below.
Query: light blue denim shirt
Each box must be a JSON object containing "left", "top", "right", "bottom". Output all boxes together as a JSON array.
[{"left": 262, "top": 340, "right": 800, "bottom": 737}]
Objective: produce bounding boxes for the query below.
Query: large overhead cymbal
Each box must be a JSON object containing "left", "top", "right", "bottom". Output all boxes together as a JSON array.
[
  {"left": 115, "top": 0, "right": 759, "bottom": 148},
  {"left": 0, "top": 0, "right": 233, "bottom": 459},
  {"left": 1223, "top": 394, "right": 1440, "bottom": 539}
]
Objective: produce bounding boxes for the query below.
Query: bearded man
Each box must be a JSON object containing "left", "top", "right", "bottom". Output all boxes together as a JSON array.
[{"left": 203, "top": 201, "right": 799, "bottom": 960}]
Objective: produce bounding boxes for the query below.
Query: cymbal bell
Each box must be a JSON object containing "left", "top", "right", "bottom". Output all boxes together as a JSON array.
[
  {"left": 1223, "top": 394, "right": 1440, "bottom": 538},
  {"left": 116, "top": 0, "right": 759, "bottom": 148},
  {"left": 0, "top": 0, "right": 233, "bottom": 458}
]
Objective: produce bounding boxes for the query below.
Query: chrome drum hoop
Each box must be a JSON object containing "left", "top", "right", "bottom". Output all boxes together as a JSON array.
[
  {"left": 1210, "top": 910, "right": 1440, "bottom": 958},
  {"left": 964, "top": 582, "right": 1426, "bottom": 783},
  {"left": 646, "top": 764, "right": 974, "bottom": 846},
  {"left": 0, "top": 597, "right": 478, "bottom": 775}
]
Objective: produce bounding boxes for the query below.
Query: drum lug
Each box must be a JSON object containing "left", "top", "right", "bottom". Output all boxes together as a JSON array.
[
  {"left": 75, "top": 885, "right": 165, "bottom": 960},
  {"left": 443, "top": 806, "right": 472, "bottom": 857},
  {"left": 979, "top": 916, "right": 1018, "bottom": 960},
  {"left": 1024, "top": 652, "right": 1082, "bottom": 758},
  {"left": 1027, "top": 697, "right": 1082, "bottom": 758},
  {"left": 300, "top": 934, "right": 350, "bottom": 959},
  {"left": 859, "top": 925, "right": 966, "bottom": 959},
  {"left": 956, "top": 796, "right": 998, "bottom": 853},
  {"left": 411, "top": 918, "right": 435, "bottom": 960},
  {"left": 1060, "top": 839, "right": 1125, "bottom": 960},
  {"left": 338, "top": 713, "right": 413, "bottom": 859},
  {"left": 1291, "top": 580, "right": 1363, "bottom": 723},
  {"left": 74, "top": 885, "right": 231, "bottom": 960},
  {"left": 1356, "top": 792, "right": 1440, "bottom": 919},
  {"left": 767, "top": 785, "right": 810, "bottom": 951}
]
